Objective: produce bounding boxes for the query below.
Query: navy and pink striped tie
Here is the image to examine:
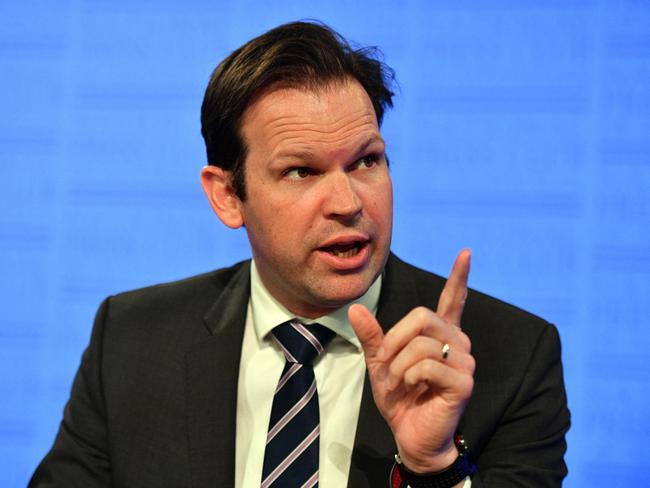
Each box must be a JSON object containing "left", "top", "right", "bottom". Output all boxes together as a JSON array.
[{"left": 261, "top": 320, "right": 335, "bottom": 488}]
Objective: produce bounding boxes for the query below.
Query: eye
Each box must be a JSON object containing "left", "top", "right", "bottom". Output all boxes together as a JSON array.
[
  {"left": 284, "top": 167, "right": 314, "bottom": 180},
  {"left": 353, "top": 155, "right": 379, "bottom": 170}
]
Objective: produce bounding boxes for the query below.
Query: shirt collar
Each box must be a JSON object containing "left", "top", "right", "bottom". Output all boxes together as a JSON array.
[{"left": 250, "top": 260, "right": 381, "bottom": 350}]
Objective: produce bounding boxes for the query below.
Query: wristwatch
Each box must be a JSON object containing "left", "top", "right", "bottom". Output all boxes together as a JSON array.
[{"left": 389, "top": 435, "right": 476, "bottom": 488}]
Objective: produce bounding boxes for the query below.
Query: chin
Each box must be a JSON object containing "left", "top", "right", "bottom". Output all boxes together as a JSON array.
[{"left": 316, "top": 274, "right": 375, "bottom": 306}]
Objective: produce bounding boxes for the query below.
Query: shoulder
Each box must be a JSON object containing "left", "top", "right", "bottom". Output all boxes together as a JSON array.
[
  {"left": 104, "top": 260, "right": 250, "bottom": 316},
  {"left": 92, "top": 260, "right": 250, "bottom": 347}
]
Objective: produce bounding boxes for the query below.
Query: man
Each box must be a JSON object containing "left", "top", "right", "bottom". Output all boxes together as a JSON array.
[{"left": 31, "top": 21, "right": 569, "bottom": 487}]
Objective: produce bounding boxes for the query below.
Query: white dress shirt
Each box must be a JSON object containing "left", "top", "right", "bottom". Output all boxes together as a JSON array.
[{"left": 234, "top": 261, "right": 471, "bottom": 488}]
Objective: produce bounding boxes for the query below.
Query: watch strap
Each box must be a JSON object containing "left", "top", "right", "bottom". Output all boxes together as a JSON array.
[{"left": 390, "top": 435, "right": 476, "bottom": 488}]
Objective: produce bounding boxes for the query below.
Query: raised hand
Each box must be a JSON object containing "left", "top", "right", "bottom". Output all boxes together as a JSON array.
[{"left": 348, "top": 249, "right": 475, "bottom": 473}]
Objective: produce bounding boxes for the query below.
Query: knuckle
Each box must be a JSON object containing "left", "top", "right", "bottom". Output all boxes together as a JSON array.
[
  {"left": 413, "top": 306, "right": 433, "bottom": 323},
  {"left": 429, "top": 358, "right": 443, "bottom": 375},
  {"left": 424, "top": 358, "right": 440, "bottom": 375},
  {"left": 457, "top": 331, "right": 472, "bottom": 351},
  {"left": 466, "top": 354, "right": 476, "bottom": 375},
  {"left": 404, "top": 366, "right": 427, "bottom": 389},
  {"left": 409, "top": 360, "right": 432, "bottom": 382},
  {"left": 459, "top": 374, "right": 474, "bottom": 396},
  {"left": 403, "top": 365, "right": 416, "bottom": 384},
  {"left": 413, "top": 336, "right": 433, "bottom": 356}
]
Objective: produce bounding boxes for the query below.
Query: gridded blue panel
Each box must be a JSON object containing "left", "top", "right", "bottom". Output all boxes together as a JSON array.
[{"left": 1, "top": 1, "right": 649, "bottom": 486}]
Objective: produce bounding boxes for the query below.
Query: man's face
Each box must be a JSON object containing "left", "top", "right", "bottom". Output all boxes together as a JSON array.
[{"left": 236, "top": 79, "right": 393, "bottom": 318}]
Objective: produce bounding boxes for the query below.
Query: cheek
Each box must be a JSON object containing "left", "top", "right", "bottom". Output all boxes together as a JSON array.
[
  {"left": 367, "top": 180, "right": 393, "bottom": 219},
  {"left": 256, "top": 198, "right": 315, "bottom": 243}
]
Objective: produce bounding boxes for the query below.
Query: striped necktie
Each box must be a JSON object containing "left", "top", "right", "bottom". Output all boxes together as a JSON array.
[{"left": 261, "top": 319, "right": 335, "bottom": 488}]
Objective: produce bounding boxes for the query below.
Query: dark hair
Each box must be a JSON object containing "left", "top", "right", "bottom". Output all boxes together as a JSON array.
[{"left": 200, "top": 20, "right": 395, "bottom": 200}]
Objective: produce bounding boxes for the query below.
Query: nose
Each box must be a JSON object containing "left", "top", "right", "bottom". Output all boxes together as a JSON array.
[{"left": 324, "top": 171, "right": 363, "bottom": 219}]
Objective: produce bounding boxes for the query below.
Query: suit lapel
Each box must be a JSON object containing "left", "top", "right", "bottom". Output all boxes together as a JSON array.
[
  {"left": 185, "top": 262, "right": 250, "bottom": 488},
  {"left": 348, "top": 254, "right": 424, "bottom": 487}
]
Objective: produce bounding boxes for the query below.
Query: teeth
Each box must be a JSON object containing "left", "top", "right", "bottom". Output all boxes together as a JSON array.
[{"left": 330, "top": 247, "right": 359, "bottom": 258}]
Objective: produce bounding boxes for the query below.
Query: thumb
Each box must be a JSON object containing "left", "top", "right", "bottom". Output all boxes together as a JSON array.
[{"left": 348, "top": 303, "right": 384, "bottom": 361}]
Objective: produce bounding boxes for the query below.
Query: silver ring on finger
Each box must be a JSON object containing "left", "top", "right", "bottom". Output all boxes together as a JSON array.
[{"left": 441, "top": 343, "right": 450, "bottom": 360}]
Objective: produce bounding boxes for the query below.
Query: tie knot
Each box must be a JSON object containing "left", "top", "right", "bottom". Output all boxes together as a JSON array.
[{"left": 272, "top": 320, "right": 335, "bottom": 365}]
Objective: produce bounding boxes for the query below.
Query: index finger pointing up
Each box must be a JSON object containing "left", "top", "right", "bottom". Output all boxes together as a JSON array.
[{"left": 436, "top": 249, "right": 471, "bottom": 327}]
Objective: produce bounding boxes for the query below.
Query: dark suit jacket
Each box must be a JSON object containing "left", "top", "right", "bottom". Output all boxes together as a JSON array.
[{"left": 30, "top": 254, "right": 569, "bottom": 487}]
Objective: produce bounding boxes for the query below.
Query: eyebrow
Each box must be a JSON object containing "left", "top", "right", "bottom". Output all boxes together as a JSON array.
[
  {"left": 276, "top": 148, "right": 316, "bottom": 161},
  {"left": 356, "top": 135, "right": 385, "bottom": 155},
  {"left": 275, "top": 135, "right": 385, "bottom": 162}
]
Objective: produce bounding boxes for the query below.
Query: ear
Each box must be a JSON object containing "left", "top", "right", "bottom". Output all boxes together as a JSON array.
[{"left": 200, "top": 165, "right": 244, "bottom": 229}]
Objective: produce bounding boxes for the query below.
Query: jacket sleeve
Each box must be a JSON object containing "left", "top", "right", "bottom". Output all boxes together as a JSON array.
[
  {"left": 29, "top": 298, "right": 112, "bottom": 487},
  {"left": 470, "top": 324, "right": 570, "bottom": 487}
]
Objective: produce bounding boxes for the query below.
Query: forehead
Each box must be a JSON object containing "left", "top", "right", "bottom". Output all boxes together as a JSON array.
[{"left": 240, "top": 79, "right": 382, "bottom": 161}]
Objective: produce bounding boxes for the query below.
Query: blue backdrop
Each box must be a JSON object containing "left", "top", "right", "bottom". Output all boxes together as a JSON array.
[{"left": 2, "top": 1, "right": 649, "bottom": 486}]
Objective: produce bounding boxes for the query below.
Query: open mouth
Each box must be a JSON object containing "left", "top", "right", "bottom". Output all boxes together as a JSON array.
[{"left": 320, "top": 241, "right": 367, "bottom": 258}]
